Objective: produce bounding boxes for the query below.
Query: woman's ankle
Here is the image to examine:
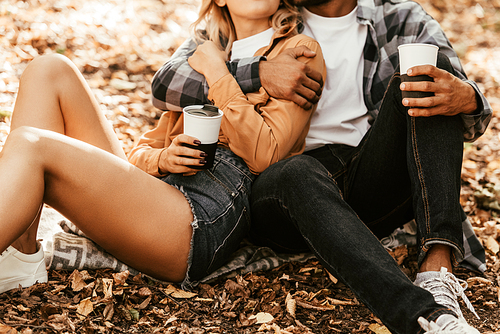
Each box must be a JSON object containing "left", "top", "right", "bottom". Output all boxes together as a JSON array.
[{"left": 10, "top": 237, "right": 39, "bottom": 255}]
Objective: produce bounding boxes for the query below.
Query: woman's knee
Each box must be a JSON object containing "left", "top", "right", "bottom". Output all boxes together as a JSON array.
[
  {"left": 4, "top": 126, "right": 47, "bottom": 156},
  {"left": 20, "top": 54, "right": 78, "bottom": 86}
]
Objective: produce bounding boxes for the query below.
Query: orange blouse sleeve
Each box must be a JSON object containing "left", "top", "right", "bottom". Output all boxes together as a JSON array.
[{"left": 128, "top": 111, "right": 182, "bottom": 177}]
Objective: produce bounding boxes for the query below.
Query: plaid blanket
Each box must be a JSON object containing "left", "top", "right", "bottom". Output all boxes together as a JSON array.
[{"left": 39, "top": 207, "right": 485, "bottom": 287}]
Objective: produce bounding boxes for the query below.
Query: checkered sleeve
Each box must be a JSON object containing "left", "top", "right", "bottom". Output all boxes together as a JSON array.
[
  {"left": 151, "top": 38, "right": 264, "bottom": 111},
  {"left": 229, "top": 57, "right": 264, "bottom": 95},
  {"left": 408, "top": 9, "right": 492, "bottom": 142},
  {"left": 459, "top": 80, "right": 492, "bottom": 142}
]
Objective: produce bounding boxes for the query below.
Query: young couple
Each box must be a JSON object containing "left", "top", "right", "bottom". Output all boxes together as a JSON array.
[{"left": 0, "top": 1, "right": 491, "bottom": 334}]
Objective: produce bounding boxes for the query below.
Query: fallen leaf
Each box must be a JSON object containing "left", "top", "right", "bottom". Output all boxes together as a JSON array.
[
  {"left": 129, "top": 308, "right": 140, "bottom": 321},
  {"left": 40, "top": 304, "right": 62, "bottom": 321},
  {"left": 76, "top": 298, "right": 94, "bottom": 317},
  {"left": 467, "top": 277, "right": 492, "bottom": 287},
  {"left": 112, "top": 270, "right": 130, "bottom": 285},
  {"left": 388, "top": 245, "right": 409, "bottom": 265},
  {"left": 369, "top": 323, "right": 392, "bottom": 334},
  {"left": 69, "top": 270, "right": 86, "bottom": 292},
  {"left": 325, "top": 296, "right": 358, "bottom": 306},
  {"left": 295, "top": 298, "right": 335, "bottom": 311},
  {"left": 164, "top": 316, "right": 178, "bottom": 326},
  {"left": 137, "top": 295, "right": 152, "bottom": 309},
  {"left": 285, "top": 293, "right": 296, "bottom": 318},
  {"left": 249, "top": 312, "right": 274, "bottom": 324},
  {"left": 225, "top": 279, "right": 250, "bottom": 298},
  {"left": 326, "top": 270, "right": 338, "bottom": 284},
  {"left": 101, "top": 278, "right": 114, "bottom": 300},
  {"left": 486, "top": 236, "right": 500, "bottom": 254},
  {"left": 164, "top": 284, "right": 197, "bottom": 299},
  {"left": 257, "top": 323, "right": 284, "bottom": 332},
  {"left": 103, "top": 303, "right": 114, "bottom": 321},
  {"left": 0, "top": 324, "right": 17, "bottom": 334},
  {"left": 137, "top": 286, "right": 152, "bottom": 298},
  {"left": 280, "top": 274, "right": 290, "bottom": 280}
]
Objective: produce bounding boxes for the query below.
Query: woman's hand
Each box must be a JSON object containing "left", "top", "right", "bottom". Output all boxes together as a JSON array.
[
  {"left": 188, "top": 40, "right": 229, "bottom": 87},
  {"left": 159, "top": 134, "right": 208, "bottom": 176}
]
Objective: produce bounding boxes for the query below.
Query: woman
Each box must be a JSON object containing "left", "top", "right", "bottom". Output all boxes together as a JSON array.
[{"left": 0, "top": 0, "right": 324, "bottom": 293}]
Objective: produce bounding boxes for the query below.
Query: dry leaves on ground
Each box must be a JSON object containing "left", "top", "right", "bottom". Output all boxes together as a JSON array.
[{"left": 1, "top": 0, "right": 500, "bottom": 333}]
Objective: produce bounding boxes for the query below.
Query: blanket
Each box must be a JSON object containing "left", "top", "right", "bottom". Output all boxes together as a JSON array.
[{"left": 39, "top": 207, "right": 486, "bottom": 287}]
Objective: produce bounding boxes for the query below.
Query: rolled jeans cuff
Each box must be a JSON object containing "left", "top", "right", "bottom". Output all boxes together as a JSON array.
[{"left": 418, "top": 235, "right": 465, "bottom": 268}]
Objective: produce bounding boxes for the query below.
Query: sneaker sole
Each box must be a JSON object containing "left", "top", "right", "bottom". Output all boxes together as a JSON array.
[{"left": 0, "top": 272, "right": 48, "bottom": 294}]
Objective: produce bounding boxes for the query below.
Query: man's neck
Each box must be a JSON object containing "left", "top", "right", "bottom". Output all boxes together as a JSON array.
[{"left": 305, "top": 0, "right": 357, "bottom": 17}]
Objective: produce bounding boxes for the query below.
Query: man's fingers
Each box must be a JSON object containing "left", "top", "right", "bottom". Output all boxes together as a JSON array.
[
  {"left": 402, "top": 96, "right": 435, "bottom": 109},
  {"left": 400, "top": 81, "right": 436, "bottom": 93},
  {"left": 406, "top": 65, "right": 443, "bottom": 78},
  {"left": 304, "top": 68, "right": 324, "bottom": 91},
  {"left": 288, "top": 94, "right": 313, "bottom": 110},
  {"left": 407, "top": 106, "right": 451, "bottom": 117},
  {"left": 295, "top": 85, "right": 320, "bottom": 106},
  {"left": 407, "top": 107, "right": 435, "bottom": 117},
  {"left": 285, "top": 45, "right": 316, "bottom": 59}
]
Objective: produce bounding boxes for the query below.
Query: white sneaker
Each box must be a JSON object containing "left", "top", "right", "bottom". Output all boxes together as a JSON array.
[
  {"left": 418, "top": 315, "right": 480, "bottom": 333},
  {"left": 0, "top": 241, "right": 48, "bottom": 294},
  {"left": 414, "top": 267, "right": 479, "bottom": 319}
]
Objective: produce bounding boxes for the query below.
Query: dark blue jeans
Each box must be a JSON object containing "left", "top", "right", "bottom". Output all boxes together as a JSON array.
[{"left": 249, "top": 53, "right": 463, "bottom": 334}]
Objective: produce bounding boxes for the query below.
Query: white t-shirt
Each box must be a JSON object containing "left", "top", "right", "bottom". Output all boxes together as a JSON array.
[
  {"left": 301, "top": 7, "right": 370, "bottom": 151},
  {"left": 231, "top": 28, "right": 275, "bottom": 61}
]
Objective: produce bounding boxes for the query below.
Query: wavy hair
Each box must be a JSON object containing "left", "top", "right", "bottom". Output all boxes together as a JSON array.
[{"left": 191, "top": 0, "right": 300, "bottom": 55}]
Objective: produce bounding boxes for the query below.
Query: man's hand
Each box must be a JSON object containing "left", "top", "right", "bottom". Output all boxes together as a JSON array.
[
  {"left": 188, "top": 41, "right": 229, "bottom": 87},
  {"left": 260, "top": 45, "right": 323, "bottom": 110},
  {"left": 400, "top": 65, "right": 478, "bottom": 117}
]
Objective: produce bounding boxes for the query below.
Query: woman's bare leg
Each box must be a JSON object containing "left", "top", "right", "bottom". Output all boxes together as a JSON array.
[
  {"left": 0, "top": 126, "right": 193, "bottom": 282},
  {"left": 8, "top": 54, "right": 127, "bottom": 254},
  {"left": 11, "top": 53, "right": 125, "bottom": 157}
]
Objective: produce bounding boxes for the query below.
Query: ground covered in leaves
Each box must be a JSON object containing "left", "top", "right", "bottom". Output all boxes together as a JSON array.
[{"left": 1, "top": 0, "right": 500, "bottom": 333}]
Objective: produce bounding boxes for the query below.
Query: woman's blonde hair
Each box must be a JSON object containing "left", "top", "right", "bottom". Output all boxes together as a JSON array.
[{"left": 191, "top": 0, "right": 300, "bottom": 55}]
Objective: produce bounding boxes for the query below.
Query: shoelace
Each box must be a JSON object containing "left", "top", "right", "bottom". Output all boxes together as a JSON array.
[
  {"left": 417, "top": 316, "right": 479, "bottom": 334},
  {"left": 418, "top": 268, "right": 479, "bottom": 320}
]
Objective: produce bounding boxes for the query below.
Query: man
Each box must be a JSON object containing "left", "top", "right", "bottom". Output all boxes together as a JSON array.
[{"left": 151, "top": 0, "right": 492, "bottom": 332}]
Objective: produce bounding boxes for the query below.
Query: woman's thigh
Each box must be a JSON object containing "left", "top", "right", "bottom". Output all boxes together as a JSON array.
[{"left": 1, "top": 127, "right": 195, "bottom": 282}]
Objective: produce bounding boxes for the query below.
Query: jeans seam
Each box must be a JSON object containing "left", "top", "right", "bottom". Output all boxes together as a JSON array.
[
  {"left": 326, "top": 145, "right": 349, "bottom": 182},
  {"left": 344, "top": 135, "right": 368, "bottom": 199},
  {"left": 206, "top": 206, "right": 247, "bottom": 273},
  {"left": 411, "top": 117, "right": 431, "bottom": 235}
]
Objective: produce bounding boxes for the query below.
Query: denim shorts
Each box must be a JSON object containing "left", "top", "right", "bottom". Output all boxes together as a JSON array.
[{"left": 160, "top": 147, "right": 255, "bottom": 289}]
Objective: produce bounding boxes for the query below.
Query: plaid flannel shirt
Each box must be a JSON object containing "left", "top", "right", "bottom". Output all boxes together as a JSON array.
[
  {"left": 150, "top": 0, "right": 489, "bottom": 271},
  {"left": 152, "top": 0, "right": 492, "bottom": 142}
]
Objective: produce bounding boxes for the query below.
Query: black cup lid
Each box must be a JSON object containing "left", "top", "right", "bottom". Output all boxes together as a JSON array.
[
  {"left": 201, "top": 104, "right": 220, "bottom": 116},
  {"left": 186, "top": 104, "right": 220, "bottom": 117}
]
